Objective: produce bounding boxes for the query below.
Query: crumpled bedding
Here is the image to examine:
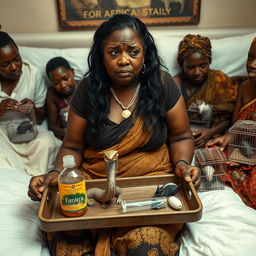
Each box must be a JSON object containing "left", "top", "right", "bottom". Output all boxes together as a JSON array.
[
  {"left": 0, "top": 168, "right": 49, "bottom": 256},
  {"left": 179, "top": 187, "right": 256, "bottom": 256},
  {"left": 0, "top": 168, "right": 255, "bottom": 256}
]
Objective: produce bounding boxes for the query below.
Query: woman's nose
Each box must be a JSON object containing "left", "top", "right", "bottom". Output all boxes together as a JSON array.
[
  {"left": 194, "top": 67, "right": 201, "bottom": 75},
  {"left": 10, "top": 62, "right": 17, "bottom": 71},
  {"left": 118, "top": 53, "right": 129, "bottom": 65},
  {"left": 60, "top": 82, "right": 67, "bottom": 89},
  {"left": 249, "top": 59, "right": 256, "bottom": 68}
]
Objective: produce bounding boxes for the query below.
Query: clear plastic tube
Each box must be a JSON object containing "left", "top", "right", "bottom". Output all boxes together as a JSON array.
[{"left": 121, "top": 197, "right": 167, "bottom": 213}]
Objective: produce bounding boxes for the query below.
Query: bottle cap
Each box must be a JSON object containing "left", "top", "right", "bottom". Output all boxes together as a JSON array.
[{"left": 63, "top": 155, "right": 76, "bottom": 168}]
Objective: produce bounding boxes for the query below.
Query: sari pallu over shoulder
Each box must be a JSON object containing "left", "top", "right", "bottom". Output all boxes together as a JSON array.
[
  {"left": 238, "top": 98, "right": 256, "bottom": 120},
  {"left": 82, "top": 117, "right": 173, "bottom": 179}
]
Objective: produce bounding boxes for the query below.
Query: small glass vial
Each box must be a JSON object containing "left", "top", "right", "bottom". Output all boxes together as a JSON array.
[
  {"left": 58, "top": 155, "right": 87, "bottom": 217},
  {"left": 121, "top": 197, "right": 167, "bottom": 213}
]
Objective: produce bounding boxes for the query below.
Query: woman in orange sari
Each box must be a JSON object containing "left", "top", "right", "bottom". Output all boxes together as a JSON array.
[
  {"left": 207, "top": 38, "right": 256, "bottom": 209},
  {"left": 28, "top": 15, "right": 200, "bottom": 256},
  {"left": 174, "top": 34, "right": 238, "bottom": 148}
]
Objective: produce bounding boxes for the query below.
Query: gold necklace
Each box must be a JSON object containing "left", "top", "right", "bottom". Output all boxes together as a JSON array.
[{"left": 110, "top": 84, "right": 140, "bottom": 119}]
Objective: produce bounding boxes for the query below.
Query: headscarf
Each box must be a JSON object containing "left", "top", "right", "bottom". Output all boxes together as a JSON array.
[{"left": 177, "top": 34, "right": 212, "bottom": 66}]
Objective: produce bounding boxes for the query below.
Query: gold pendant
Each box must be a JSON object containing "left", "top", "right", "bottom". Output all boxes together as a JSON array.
[{"left": 122, "top": 109, "right": 131, "bottom": 119}]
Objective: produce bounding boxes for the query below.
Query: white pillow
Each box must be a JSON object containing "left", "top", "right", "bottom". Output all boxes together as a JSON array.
[
  {"left": 59, "top": 47, "right": 90, "bottom": 80},
  {"left": 155, "top": 36, "right": 182, "bottom": 76},
  {"left": 155, "top": 32, "right": 256, "bottom": 77},
  {"left": 211, "top": 32, "right": 256, "bottom": 76},
  {"left": 19, "top": 46, "right": 61, "bottom": 77},
  {"left": 19, "top": 32, "right": 256, "bottom": 82},
  {"left": 19, "top": 46, "right": 90, "bottom": 82}
]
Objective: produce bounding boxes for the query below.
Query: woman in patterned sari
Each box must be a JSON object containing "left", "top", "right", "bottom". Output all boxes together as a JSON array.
[
  {"left": 28, "top": 15, "right": 200, "bottom": 256},
  {"left": 174, "top": 34, "right": 238, "bottom": 148},
  {"left": 207, "top": 38, "right": 256, "bottom": 209}
]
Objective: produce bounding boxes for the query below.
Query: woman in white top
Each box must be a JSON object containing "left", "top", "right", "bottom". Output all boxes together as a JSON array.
[{"left": 0, "top": 31, "right": 59, "bottom": 175}]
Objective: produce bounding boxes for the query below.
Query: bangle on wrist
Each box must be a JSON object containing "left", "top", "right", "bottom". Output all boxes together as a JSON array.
[
  {"left": 174, "top": 160, "right": 189, "bottom": 169},
  {"left": 47, "top": 169, "right": 60, "bottom": 175}
]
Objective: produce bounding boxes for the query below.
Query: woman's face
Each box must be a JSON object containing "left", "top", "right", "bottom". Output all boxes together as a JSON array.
[
  {"left": 0, "top": 44, "right": 22, "bottom": 81},
  {"left": 247, "top": 42, "right": 256, "bottom": 82},
  {"left": 182, "top": 52, "right": 210, "bottom": 86},
  {"left": 49, "top": 66, "right": 76, "bottom": 96},
  {"left": 103, "top": 27, "right": 144, "bottom": 88}
]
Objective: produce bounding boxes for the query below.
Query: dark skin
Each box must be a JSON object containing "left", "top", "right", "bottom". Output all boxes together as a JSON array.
[
  {"left": 28, "top": 27, "right": 200, "bottom": 201},
  {"left": 46, "top": 66, "right": 76, "bottom": 139},
  {"left": 207, "top": 41, "right": 256, "bottom": 154},
  {"left": 0, "top": 43, "right": 45, "bottom": 122},
  {"left": 174, "top": 52, "right": 230, "bottom": 148}
]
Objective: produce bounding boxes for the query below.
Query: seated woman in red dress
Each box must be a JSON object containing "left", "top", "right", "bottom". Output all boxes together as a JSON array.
[{"left": 207, "top": 38, "right": 256, "bottom": 209}]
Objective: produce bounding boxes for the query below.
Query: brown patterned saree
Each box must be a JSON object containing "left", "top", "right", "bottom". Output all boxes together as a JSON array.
[{"left": 47, "top": 117, "right": 183, "bottom": 256}]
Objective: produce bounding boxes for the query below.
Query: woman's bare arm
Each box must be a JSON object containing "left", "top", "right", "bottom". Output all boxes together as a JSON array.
[
  {"left": 54, "top": 108, "right": 88, "bottom": 171},
  {"left": 28, "top": 108, "right": 88, "bottom": 201},
  {"left": 167, "top": 95, "right": 194, "bottom": 164},
  {"left": 232, "top": 82, "right": 245, "bottom": 124},
  {"left": 166, "top": 95, "right": 200, "bottom": 186},
  {"left": 46, "top": 89, "right": 66, "bottom": 138}
]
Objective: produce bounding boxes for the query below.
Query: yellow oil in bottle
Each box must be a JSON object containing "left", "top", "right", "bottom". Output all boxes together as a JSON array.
[{"left": 58, "top": 155, "right": 87, "bottom": 217}]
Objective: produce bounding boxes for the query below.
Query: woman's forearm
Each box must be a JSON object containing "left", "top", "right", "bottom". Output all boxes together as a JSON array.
[
  {"left": 210, "top": 120, "right": 230, "bottom": 136},
  {"left": 169, "top": 136, "right": 194, "bottom": 166},
  {"left": 48, "top": 123, "right": 66, "bottom": 138},
  {"left": 53, "top": 144, "right": 84, "bottom": 171},
  {"left": 35, "top": 107, "right": 46, "bottom": 124}
]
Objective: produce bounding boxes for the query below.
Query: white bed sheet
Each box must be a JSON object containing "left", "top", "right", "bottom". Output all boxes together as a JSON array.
[
  {"left": 180, "top": 187, "right": 256, "bottom": 256},
  {"left": 0, "top": 168, "right": 255, "bottom": 256},
  {"left": 0, "top": 168, "right": 49, "bottom": 256}
]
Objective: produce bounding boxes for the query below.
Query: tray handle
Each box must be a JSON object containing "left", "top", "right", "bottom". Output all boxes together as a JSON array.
[
  {"left": 43, "top": 188, "right": 54, "bottom": 215},
  {"left": 183, "top": 181, "right": 194, "bottom": 200},
  {"left": 182, "top": 181, "right": 203, "bottom": 211}
]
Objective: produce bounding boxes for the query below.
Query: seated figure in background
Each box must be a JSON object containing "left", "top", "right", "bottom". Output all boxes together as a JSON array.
[
  {"left": 207, "top": 38, "right": 256, "bottom": 209},
  {"left": 46, "top": 57, "right": 77, "bottom": 140},
  {"left": 0, "top": 31, "right": 59, "bottom": 176},
  {"left": 174, "top": 34, "right": 238, "bottom": 148},
  {"left": 28, "top": 14, "right": 200, "bottom": 256}
]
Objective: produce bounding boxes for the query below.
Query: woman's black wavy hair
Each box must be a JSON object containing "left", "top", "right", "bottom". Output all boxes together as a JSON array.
[{"left": 85, "top": 14, "right": 167, "bottom": 136}]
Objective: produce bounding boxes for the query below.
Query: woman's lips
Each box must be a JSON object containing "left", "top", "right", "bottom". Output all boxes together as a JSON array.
[
  {"left": 12, "top": 70, "right": 21, "bottom": 77},
  {"left": 117, "top": 71, "right": 132, "bottom": 77},
  {"left": 193, "top": 76, "right": 204, "bottom": 82},
  {"left": 62, "top": 87, "right": 72, "bottom": 94},
  {"left": 248, "top": 71, "right": 256, "bottom": 78}
]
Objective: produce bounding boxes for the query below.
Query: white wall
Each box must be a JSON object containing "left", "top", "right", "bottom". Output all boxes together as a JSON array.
[{"left": 0, "top": 0, "right": 256, "bottom": 47}]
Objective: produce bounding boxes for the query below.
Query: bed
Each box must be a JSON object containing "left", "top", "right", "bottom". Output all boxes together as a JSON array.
[
  {"left": 0, "top": 168, "right": 255, "bottom": 256},
  {"left": 0, "top": 31, "right": 256, "bottom": 256}
]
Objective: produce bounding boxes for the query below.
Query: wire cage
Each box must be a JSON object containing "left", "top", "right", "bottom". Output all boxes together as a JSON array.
[
  {"left": 228, "top": 120, "right": 256, "bottom": 165},
  {"left": 4, "top": 104, "right": 38, "bottom": 143},
  {"left": 194, "top": 147, "right": 227, "bottom": 192}
]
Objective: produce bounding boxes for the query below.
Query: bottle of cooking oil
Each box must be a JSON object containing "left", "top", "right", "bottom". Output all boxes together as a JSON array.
[{"left": 58, "top": 155, "right": 87, "bottom": 217}]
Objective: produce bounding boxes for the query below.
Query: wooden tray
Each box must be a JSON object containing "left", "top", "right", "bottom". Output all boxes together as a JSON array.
[{"left": 38, "top": 175, "right": 202, "bottom": 232}]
